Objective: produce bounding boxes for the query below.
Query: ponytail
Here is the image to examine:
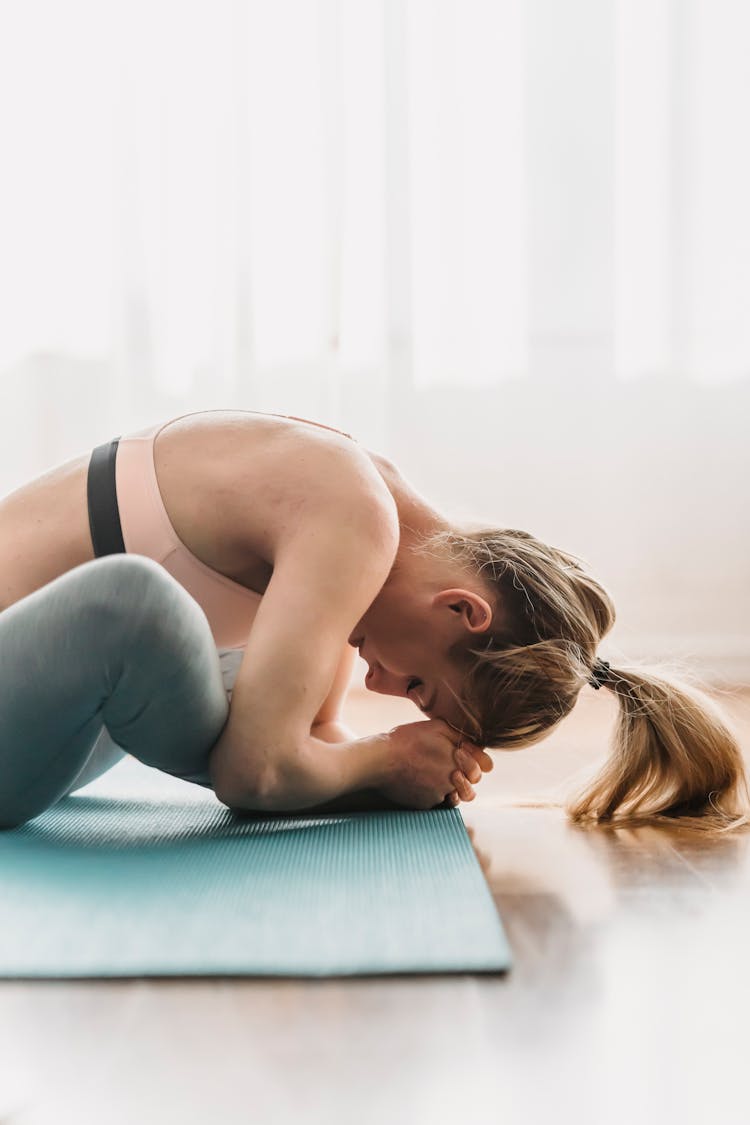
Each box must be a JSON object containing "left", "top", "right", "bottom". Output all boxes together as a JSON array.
[
  {"left": 566, "top": 662, "right": 750, "bottom": 834},
  {"left": 411, "top": 524, "right": 749, "bottom": 834}
]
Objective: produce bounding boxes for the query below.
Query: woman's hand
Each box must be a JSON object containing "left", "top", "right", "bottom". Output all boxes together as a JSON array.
[
  {"left": 378, "top": 718, "right": 492, "bottom": 810},
  {"left": 445, "top": 740, "right": 494, "bottom": 807}
]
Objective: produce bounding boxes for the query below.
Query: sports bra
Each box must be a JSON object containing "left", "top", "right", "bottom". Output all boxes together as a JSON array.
[
  {"left": 96, "top": 409, "right": 358, "bottom": 651},
  {"left": 156, "top": 409, "right": 357, "bottom": 444},
  {"left": 257, "top": 411, "right": 356, "bottom": 443}
]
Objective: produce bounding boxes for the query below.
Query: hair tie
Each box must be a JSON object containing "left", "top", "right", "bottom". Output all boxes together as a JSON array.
[{"left": 588, "top": 658, "right": 611, "bottom": 690}]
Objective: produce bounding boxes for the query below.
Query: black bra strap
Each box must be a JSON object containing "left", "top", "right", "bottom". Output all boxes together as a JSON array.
[{"left": 87, "top": 438, "right": 126, "bottom": 557}]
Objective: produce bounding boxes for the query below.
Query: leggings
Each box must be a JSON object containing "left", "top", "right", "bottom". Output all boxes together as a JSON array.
[{"left": 0, "top": 554, "right": 230, "bottom": 829}]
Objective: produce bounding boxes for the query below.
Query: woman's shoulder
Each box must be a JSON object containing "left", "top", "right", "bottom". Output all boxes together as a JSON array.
[
  {"left": 291, "top": 437, "right": 400, "bottom": 549},
  {"left": 169, "top": 412, "right": 400, "bottom": 564}
]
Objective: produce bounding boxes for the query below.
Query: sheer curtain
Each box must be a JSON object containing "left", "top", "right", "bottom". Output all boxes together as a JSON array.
[{"left": 0, "top": 0, "right": 748, "bottom": 674}]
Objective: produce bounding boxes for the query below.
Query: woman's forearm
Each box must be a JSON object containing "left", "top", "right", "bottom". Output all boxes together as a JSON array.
[
  {"left": 269, "top": 730, "right": 391, "bottom": 809},
  {"left": 214, "top": 729, "right": 392, "bottom": 812}
]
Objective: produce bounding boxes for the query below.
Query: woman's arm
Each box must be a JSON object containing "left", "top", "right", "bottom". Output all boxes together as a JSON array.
[
  {"left": 309, "top": 719, "right": 360, "bottom": 745},
  {"left": 206, "top": 446, "right": 481, "bottom": 812},
  {"left": 208, "top": 480, "right": 400, "bottom": 806},
  {"left": 215, "top": 727, "right": 392, "bottom": 811},
  {"left": 310, "top": 645, "right": 358, "bottom": 727},
  {"left": 297, "top": 722, "right": 490, "bottom": 812},
  {"left": 294, "top": 720, "right": 403, "bottom": 811},
  {"left": 216, "top": 716, "right": 489, "bottom": 814}
]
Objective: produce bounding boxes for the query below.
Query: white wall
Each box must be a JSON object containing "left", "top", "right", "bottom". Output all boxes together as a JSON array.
[{"left": 387, "top": 378, "right": 750, "bottom": 684}]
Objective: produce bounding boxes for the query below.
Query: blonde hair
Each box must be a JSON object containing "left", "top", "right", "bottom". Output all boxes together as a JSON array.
[{"left": 414, "top": 526, "right": 750, "bottom": 835}]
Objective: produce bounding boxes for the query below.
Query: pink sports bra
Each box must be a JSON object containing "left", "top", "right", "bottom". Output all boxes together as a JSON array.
[{"left": 114, "top": 410, "right": 357, "bottom": 650}]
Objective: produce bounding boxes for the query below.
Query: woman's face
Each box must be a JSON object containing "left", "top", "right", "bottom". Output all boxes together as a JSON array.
[{"left": 348, "top": 575, "right": 494, "bottom": 737}]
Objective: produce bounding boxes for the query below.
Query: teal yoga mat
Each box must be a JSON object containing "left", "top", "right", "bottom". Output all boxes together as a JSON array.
[{"left": 0, "top": 794, "right": 512, "bottom": 977}]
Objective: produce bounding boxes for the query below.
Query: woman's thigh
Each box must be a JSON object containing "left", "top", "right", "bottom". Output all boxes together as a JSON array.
[
  {"left": 0, "top": 555, "right": 229, "bottom": 826},
  {"left": 64, "top": 725, "right": 128, "bottom": 795},
  {"left": 67, "top": 647, "right": 244, "bottom": 795}
]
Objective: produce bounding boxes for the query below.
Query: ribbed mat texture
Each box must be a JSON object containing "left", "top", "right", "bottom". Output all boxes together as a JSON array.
[{"left": 0, "top": 795, "right": 512, "bottom": 978}]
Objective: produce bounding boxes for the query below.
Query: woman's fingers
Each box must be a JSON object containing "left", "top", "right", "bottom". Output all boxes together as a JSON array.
[
  {"left": 451, "top": 769, "right": 476, "bottom": 802},
  {"left": 444, "top": 729, "right": 492, "bottom": 774},
  {"left": 473, "top": 748, "right": 494, "bottom": 772},
  {"left": 462, "top": 754, "right": 482, "bottom": 784},
  {"left": 463, "top": 746, "right": 493, "bottom": 772},
  {"left": 454, "top": 749, "right": 482, "bottom": 784}
]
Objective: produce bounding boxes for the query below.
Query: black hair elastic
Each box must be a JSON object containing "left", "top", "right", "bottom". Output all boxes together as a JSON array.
[{"left": 588, "top": 658, "right": 611, "bottom": 690}]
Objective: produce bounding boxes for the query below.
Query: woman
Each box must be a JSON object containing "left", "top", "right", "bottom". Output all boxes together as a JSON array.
[
  {"left": 0, "top": 408, "right": 490, "bottom": 828},
  {"left": 0, "top": 408, "right": 746, "bottom": 832}
]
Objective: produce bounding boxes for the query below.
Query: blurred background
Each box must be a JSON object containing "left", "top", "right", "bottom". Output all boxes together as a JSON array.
[{"left": 0, "top": 0, "right": 748, "bottom": 684}]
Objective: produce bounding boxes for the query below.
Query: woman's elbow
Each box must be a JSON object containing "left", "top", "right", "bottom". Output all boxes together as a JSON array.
[{"left": 210, "top": 751, "right": 278, "bottom": 812}]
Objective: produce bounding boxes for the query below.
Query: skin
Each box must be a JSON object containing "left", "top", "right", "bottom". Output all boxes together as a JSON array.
[
  {"left": 0, "top": 410, "right": 494, "bottom": 802},
  {"left": 346, "top": 473, "right": 500, "bottom": 799}
]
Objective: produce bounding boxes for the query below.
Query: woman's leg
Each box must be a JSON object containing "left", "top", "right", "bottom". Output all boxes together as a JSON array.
[
  {"left": 64, "top": 725, "right": 128, "bottom": 795},
  {"left": 0, "top": 554, "right": 229, "bottom": 828}
]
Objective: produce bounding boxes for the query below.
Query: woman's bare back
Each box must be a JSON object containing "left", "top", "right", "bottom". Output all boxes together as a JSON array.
[{"left": 0, "top": 410, "right": 400, "bottom": 613}]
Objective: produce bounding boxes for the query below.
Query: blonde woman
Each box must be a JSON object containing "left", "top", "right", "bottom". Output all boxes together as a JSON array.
[{"left": 0, "top": 409, "right": 746, "bottom": 833}]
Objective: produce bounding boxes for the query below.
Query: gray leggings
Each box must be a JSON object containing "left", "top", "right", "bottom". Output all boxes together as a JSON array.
[{"left": 0, "top": 555, "right": 230, "bottom": 828}]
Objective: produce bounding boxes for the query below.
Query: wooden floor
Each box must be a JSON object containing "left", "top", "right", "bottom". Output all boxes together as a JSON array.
[{"left": 3, "top": 684, "right": 750, "bottom": 1125}]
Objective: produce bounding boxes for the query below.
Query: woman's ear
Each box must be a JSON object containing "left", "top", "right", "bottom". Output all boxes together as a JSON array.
[{"left": 434, "top": 588, "right": 493, "bottom": 633}]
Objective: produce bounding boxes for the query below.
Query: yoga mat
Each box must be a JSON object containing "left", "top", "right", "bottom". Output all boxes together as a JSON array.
[{"left": 0, "top": 795, "right": 512, "bottom": 978}]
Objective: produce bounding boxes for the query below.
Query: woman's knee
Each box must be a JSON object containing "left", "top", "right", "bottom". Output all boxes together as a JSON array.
[
  {"left": 75, "top": 554, "right": 188, "bottom": 613},
  {"left": 75, "top": 555, "right": 212, "bottom": 655},
  {"left": 90, "top": 557, "right": 225, "bottom": 712}
]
